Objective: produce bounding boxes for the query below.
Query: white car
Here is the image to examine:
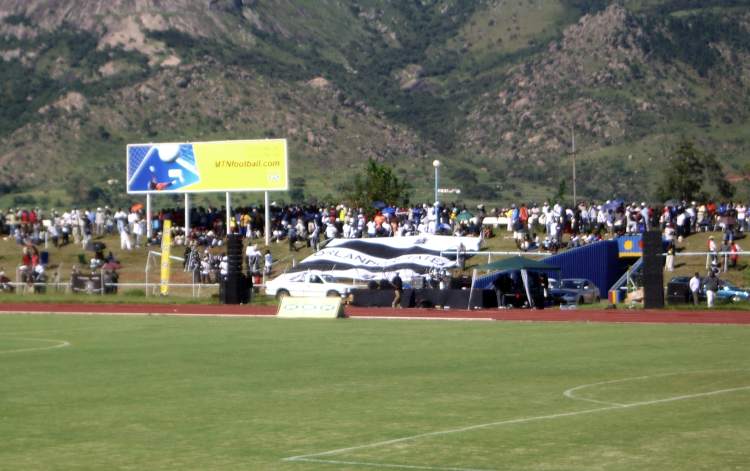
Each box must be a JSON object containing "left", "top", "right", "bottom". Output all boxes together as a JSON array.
[{"left": 264, "top": 271, "right": 362, "bottom": 300}]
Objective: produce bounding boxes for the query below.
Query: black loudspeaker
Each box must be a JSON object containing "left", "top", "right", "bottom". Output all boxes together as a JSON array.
[
  {"left": 641, "top": 231, "right": 664, "bottom": 308},
  {"left": 222, "top": 234, "right": 251, "bottom": 304},
  {"left": 220, "top": 273, "right": 251, "bottom": 304},
  {"left": 226, "top": 234, "right": 244, "bottom": 275}
]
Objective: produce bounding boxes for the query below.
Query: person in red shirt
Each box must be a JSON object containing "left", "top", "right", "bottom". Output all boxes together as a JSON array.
[{"left": 519, "top": 203, "right": 529, "bottom": 229}]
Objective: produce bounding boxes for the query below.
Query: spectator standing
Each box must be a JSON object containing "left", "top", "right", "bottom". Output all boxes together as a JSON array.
[
  {"left": 730, "top": 240, "right": 741, "bottom": 268},
  {"left": 706, "top": 235, "right": 718, "bottom": 269},
  {"left": 391, "top": 273, "right": 403, "bottom": 308},
  {"left": 245, "top": 244, "right": 260, "bottom": 273},
  {"left": 119, "top": 222, "right": 132, "bottom": 251},
  {"left": 704, "top": 271, "right": 719, "bottom": 308},
  {"left": 689, "top": 272, "right": 701, "bottom": 306},
  {"left": 664, "top": 243, "right": 675, "bottom": 272},
  {"left": 263, "top": 250, "right": 273, "bottom": 277},
  {"left": 309, "top": 224, "right": 320, "bottom": 252}
]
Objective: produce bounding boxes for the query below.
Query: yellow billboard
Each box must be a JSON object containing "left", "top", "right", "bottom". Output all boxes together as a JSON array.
[{"left": 126, "top": 139, "right": 288, "bottom": 193}]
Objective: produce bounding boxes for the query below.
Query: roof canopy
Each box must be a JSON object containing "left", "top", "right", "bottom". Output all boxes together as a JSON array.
[{"left": 475, "top": 256, "right": 560, "bottom": 271}]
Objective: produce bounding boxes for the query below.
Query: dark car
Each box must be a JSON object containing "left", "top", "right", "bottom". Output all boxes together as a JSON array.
[
  {"left": 666, "top": 276, "right": 698, "bottom": 304},
  {"left": 666, "top": 276, "right": 747, "bottom": 304}
]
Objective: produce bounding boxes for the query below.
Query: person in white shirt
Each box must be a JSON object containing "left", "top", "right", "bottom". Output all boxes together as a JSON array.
[
  {"left": 263, "top": 250, "right": 273, "bottom": 276},
  {"left": 114, "top": 209, "right": 127, "bottom": 232},
  {"left": 707, "top": 235, "right": 718, "bottom": 269},
  {"left": 95, "top": 208, "right": 105, "bottom": 235},
  {"left": 245, "top": 244, "right": 259, "bottom": 273},
  {"left": 325, "top": 222, "right": 338, "bottom": 239},
  {"left": 737, "top": 203, "right": 746, "bottom": 232},
  {"left": 689, "top": 272, "right": 701, "bottom": 306},
  {"left": 119, "top": 222, "right": 132, "bottom": 251},
  {"left": 342, "top": 219, "right": 353, "bottom": 239},
  {"left": 133, "top": 218, "right": 143, "bottom": 248},
  {"left": 127, "top": 211, "right": 138, "bottom": 235},
  {"left": 70, "top": 209, "right": 81, "bottom": 244}
]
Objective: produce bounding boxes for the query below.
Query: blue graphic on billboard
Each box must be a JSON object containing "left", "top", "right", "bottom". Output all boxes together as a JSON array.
[{"left": 127, "top": 144, "right": 200, "bottom": 192}]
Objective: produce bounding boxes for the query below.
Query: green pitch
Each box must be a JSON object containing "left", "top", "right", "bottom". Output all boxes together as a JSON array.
[{"left": 1, "top": 315, "right": 748, "bottom": 470}]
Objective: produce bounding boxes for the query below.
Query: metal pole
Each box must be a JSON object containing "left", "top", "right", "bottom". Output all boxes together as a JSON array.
[
  {"left": 184, "top": 193, "right": 190, "bottom": 236},
  {"left": 146, "top": 193, "right": 152, "bottom": 239},
  {"left": 225, "top": 192, "right": 231, "bottom": 235},
  {"left": 572, "top": 126, "right": 577, "bottom": 207},
  {"left": 264, "top": 191, "right": 270, "bottom": 246},
  {"left": 433, "top": 160, "right": 440, "bottom": 205},
  {"left": 145, "top": 253, "right": 149, "bottom": 298}
]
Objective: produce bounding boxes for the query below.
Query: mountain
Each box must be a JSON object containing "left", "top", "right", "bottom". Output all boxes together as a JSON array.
[{"left": 1, "top": 0, "right": 750, "bottom": 208}]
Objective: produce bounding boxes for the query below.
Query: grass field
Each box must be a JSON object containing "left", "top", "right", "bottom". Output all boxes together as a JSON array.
[{"left": 1, "top": 314, "right": 748, "bottom": 470}]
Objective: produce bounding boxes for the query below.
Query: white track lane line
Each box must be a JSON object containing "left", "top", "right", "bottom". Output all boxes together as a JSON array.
[
  {"left": 0, "top": 337, "right": 71, "bottom": 354},
  {"left": 284, "top": 384, "right": 750, "bottom": 469}
]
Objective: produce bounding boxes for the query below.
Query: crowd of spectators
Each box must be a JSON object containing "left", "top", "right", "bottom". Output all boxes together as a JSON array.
[{"left": 2, "top": 198, "right": 747, "bottom": 289}]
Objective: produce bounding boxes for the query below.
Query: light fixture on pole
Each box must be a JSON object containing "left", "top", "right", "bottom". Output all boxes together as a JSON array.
[{"left": 433, "top": 159, "right": 441, "bottom": 206}]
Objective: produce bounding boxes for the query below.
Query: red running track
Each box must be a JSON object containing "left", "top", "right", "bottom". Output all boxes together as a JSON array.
[{"left": 1, "top": 303, "right": 749, "bottom": 324}]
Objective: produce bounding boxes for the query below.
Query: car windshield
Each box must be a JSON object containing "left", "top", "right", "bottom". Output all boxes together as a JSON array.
[
  {"left": 320, "top": 274, "right": 336, "bottom": 283},
  {"left": 561, "top": 280, "right": 584, "bottom": 289}
]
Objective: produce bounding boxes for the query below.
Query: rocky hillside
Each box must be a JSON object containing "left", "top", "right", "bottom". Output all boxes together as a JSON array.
[
  {"left": 464, "top": 3, "right": 750, "bottom": 199},
  {"left": 1, "top": 0, "right": 750, "bottom": 206}
]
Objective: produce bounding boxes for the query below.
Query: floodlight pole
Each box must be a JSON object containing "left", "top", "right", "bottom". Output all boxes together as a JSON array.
[
  {"left": 146, "top": 193, "right": 152, "bottom": 239},
  {"left": 571, "top": 125, "right": 577, "bottom": 207},
  {"left": 184, "top": 193, "right": 190, "bottom": 236},
  {"left": 433, "top": 160, "right": 441, "bottom": 206}
]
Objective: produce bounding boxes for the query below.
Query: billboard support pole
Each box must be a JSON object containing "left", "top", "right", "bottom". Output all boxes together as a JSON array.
[
  {"left": 146, "top": 194, "right": 152, "bottom": 239},
  {"left": 184, "top": 194, "right": 190, "bottom": 236},
  {"left": 225, "top": 192, "right": 231, "bottom": 234},
  {"left": 264, "top": 191, "right": 270, "bottom": 246}
]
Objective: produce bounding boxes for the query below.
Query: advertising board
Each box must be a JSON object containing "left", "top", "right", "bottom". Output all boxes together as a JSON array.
[
  {"left": 126, "top": 139, "right": 288, "bottom": 194},
  {"left": 276, "top": 297, "right": 344, "bottom": 319}
]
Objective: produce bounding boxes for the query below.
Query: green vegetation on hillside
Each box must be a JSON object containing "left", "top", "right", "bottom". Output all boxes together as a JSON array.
[
  {"left": 0, "top": 16, "right": 150, "bottom": 137},
  {"left": 2, "top": 2, "right": 750, "bottom": 206}
]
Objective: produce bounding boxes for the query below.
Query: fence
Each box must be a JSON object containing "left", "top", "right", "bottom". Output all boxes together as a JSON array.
[{"left": 4, "top": 279, "right": 227, "bottom": 299}]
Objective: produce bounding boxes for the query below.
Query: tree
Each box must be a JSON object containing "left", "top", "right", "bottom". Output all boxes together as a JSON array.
[
  {"left": 341, "top": 159, "right": 411, "bottom": 211},
  {"left": 657, "top": 140, "right": 734, "bottom": 202},
  {"left": 289, "top": 177, "right": 306, "bottom": 203},
  {"left": 551, "top": 179, "right": 567, "bottom": 204}
]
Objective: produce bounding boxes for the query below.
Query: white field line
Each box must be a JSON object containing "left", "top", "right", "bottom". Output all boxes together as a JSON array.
[
  {"left": 284, "top": 382, "right": 750, "bottom": 470},
  {"left": 288, "top": 457, "right": 495, "bottom": 471},
  {"left": 350, "top": 316, "right": 494, "bottom": 322},
  {"left": 563, "top": 368, "right": 750, "bottom": 406},
  {"left": 0, "top": 337, "right": 71, "bottom": 354}
]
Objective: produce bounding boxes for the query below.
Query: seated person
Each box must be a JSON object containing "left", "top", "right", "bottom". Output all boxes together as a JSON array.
[{"left": 0, "top": 268, "right": 14, "bottom": 292}]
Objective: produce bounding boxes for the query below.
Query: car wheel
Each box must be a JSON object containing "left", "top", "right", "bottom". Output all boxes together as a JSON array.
[
  {"left": 275, "top": 289, "right": 290, "bottom": 300},
  {"left": 326, "top": 290, "right": 340, "bottom": 297},
  {"left": 595, "top": 295, "right": 600, "bottom": 303}
]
